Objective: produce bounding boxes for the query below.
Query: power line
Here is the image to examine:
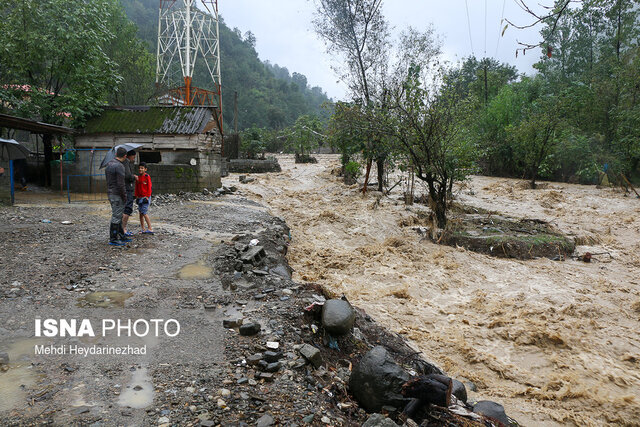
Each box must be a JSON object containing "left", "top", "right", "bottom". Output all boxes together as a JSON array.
[
  {"left": 465, "top": 0, "right": 475, "bottom": 56},
  {"left": 495, "top": 0, "right": 507, "bottom": 57},
  {"left": 484, "top": 0, "right": 487, "bottom": 56}
]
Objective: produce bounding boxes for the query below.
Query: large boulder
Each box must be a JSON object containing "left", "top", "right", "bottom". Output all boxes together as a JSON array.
[
  {"left": 322, "top": 299, "right": 356, "bottom": 335},
  {"left": 473, "top": 401, "right": 510, "bottom": 426},
  {"left": 349, "top": 346, "right": 411, "bottom": 412}
]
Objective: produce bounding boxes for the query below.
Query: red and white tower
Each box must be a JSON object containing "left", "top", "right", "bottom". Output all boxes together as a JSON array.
[{"left": 156, "top": 0, "right": 222, "bottom": 130}]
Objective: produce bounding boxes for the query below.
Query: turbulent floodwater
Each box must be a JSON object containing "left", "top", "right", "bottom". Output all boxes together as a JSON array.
[{"left": 224, "top": 154, "right": 640, "bottom": 426}]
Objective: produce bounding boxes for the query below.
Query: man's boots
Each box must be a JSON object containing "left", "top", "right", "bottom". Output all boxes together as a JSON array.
[
  {"left": 118, "top": 224, "right": 132, "bottom": 242},
  {"left": 109, "top": 223, "right": 125, "bottom": 246}
]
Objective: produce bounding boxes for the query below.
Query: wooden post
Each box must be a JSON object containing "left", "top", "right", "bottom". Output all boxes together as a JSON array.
[{"left": 234, "top": 91, "right": 238, "bottom": 134}]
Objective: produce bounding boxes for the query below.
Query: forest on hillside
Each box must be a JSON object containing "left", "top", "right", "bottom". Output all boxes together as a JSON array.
[{"left": 121, "top": 0, "right": 332, "bottom": 130}]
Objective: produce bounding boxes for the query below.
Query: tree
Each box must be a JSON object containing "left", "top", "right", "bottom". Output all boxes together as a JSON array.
[
  {"left": 313, "top": 0, "right": 390, "bottom": 192},
  {"left": 0, "top": 0, "right": 123, "bottom": 185},
  {"left": 448, "top": 57, "right": 519, "bottom": 106},
  {"left": 327, "top": 102, "right": 369, "bottom": 166},
  {"left": 289, "top": 115, "right": 324, "bottom": 155},
  {"left": 104, "top": 1, "right": 157, "bottom": 105},
  {"left": 240, "top": 127, "right": 266, "bottom": 159},
  {"left": 392, "top": 64, "right": 475, "bottom": 228},
  {"left": 508, "top": 95, "right": 563, "bottom": 188}
]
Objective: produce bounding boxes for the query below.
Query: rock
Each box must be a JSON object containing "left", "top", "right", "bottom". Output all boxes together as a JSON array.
[
  {"left": 256, "top": 413, "right": 274, "bottom": 427},
  {"left": 349, "top": 346, "right": 410, "bottom": 413},
  {"left": 265, "top": 341, "right": 279, "bottom": 350},
  {"left": 264, "top": 362, "right": 281, "bottom": 373},
  {"left": 473, "top": 400, "right": 510, "bottom": 426},
  {"left": 72, "top": 406, "right": 91, "bottom": 415},
  {"left": 263, "top": 351, "right": 283, "bottom": 363},
  {"left": 200, "top": 421, "right": 215, "bottom": 427},
  {"left": 240, "top": 246, "right": 266, "bottom": 265},
  {"left": 219, "top": 388, "right": 231, "bottom": 397},
  {"left": 452, "top": 378, "right": 468, "bottom": 403},
  {"left": 362, "top": 413, "right": 399, "bottom": 427},
  {"left": 0, "top": 352, "right": 9, "bottom": 365},
  {"left": 257, "top": 372, "right": 274, "bottom": 381},
  {"left": 223, "top": 316, "right": 243, "bottom": 329},
  {"left": 321, "top": 416, "right": 330, "bottom": 424},
  {"left": 239, "top": 322, "right": 261, "bottom": 336},
  {"left": 269, "top": 265, "right": 291, "bottom": 279},
  {"left": 302, "top": 414, "right": 314, "bottom": 423},
  {"left": 299, "top": 344, "right": 322, "bottom": 368},
  {"left": 247, "top": 353, "right": 263, "bottom": 365},
  {"left": 427, "top": 374, "right": 467, "bottom": 403},
  {"left": 217, "top": 398, "right": 226, "bottom": 408},
  {"left": 158, "top": 416, "right": 170, "bottom": 424},
  {"left": 322, "top": 299, "right": 356, "bottom": 335},
  {"left": 465, "top": 381, "right": 478, "bottom": 392}
]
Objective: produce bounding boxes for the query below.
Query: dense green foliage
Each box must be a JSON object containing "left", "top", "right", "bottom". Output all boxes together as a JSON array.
[
  {"left": 321, "top": 0, "right": 639, "bottom": 226},
  {"left": 0, "top": 0, "right": 124, "bottom": 126},
  {"left": 121, "top": 0, "right": 332, "bottom": 130},
  {"left": 475, "top": 0, "right": 640, "bottom": 184}
]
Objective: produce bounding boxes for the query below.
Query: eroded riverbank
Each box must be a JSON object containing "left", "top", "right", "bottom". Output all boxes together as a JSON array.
[{"left": 227, "top": 154, "right": 640, "bottom": 426}]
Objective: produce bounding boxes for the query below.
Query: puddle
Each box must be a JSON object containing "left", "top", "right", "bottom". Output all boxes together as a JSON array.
[
  {"left": 0, "top": 338, "right": 44, "bottom": 412},
  {"left": 178, "top": 261, "right": 213, "bottom": 280},
  {"left": 77, "top": 291, "right": 133, "bottom": 308},
  {"left": 118, "top": 366, "right": 154, "bottom": 409},
  {"left": 0, "top": 365, "right": 38, "bottom": 412}
]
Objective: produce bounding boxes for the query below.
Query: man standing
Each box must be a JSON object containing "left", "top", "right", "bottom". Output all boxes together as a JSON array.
[
  {"left": 105, "top": 147, "right": 131, "bottom": 246},
  {"left": 121, "top": 150, "right": 138, "bottom": 235}
]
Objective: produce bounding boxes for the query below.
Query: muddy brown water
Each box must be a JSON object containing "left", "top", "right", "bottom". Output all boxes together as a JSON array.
[
  {"left": 224, "top": 154, "right": 640, "bottom": 426},
  {"left": 178, "top": 261, "right": 213, "bottom": 280},
  {"left": 0, "top": 338, "right": 45, "bottom": 412},
  {"left": 77, "top": 291, "right": 134, "bottom": 308}
]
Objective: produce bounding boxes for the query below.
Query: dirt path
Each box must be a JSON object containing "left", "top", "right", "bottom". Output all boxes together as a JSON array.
[{"left": 226, "top": 154, "right": 640, "bottom": 426}]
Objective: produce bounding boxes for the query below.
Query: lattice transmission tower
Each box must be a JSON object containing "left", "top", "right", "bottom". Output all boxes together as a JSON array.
[{"left": 156, "top": 0, "right": 222, "bottom": 130}]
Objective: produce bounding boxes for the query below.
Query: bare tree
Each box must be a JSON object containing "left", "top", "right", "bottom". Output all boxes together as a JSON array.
[{"left": 313, "top": 0, "right": 390, "bottom": 192}]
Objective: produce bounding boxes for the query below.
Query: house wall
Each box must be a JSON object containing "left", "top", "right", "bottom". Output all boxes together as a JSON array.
[{"left": 58, "top": 132, "right": 222, "bottom": 193}]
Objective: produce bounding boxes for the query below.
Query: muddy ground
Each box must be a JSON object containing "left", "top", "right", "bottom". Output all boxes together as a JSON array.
[
  {"left": 229, "top": 154, "right": 640, "bottom": 426},
  {"left": 0, "top": 186, "right": 462, "bottom": 426}
]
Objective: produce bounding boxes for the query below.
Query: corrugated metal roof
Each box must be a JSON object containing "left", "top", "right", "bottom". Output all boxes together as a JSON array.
[{"left": 83, "top": 106, "right": 216, "bottom": 135}]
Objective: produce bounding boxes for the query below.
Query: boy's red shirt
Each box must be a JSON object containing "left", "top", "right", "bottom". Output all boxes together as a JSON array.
[{"left": 135, "top": 173, "right": 152, "bottom": 198}]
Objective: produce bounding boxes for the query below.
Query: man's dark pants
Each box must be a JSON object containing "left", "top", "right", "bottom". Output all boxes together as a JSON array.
[{"left": 108, "top": 195, "right": 125, "bottom": 242}]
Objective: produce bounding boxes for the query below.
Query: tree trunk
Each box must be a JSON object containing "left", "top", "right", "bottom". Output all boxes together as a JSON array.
[
  {"left": 376, "top": 158, "right": 384, "bottom": 192},
  {"left": 362, "top": 158, "right": 372, "bottom": 195},
  {"left": 434, "top": 198, "right": 447, "bottom": 229},
  {"left": 530, "top": 168, "right": 538, "bottom": 189},
  {"left": 43, "top": 133, "right": 53, "bottom": 187}
]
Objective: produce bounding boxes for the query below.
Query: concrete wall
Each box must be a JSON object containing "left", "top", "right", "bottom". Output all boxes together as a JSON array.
[
  {"left": 63, "top": 132, "right": 223, "bottom": 194},
  {"left": 228, "top": 158, "right": 281, "bottom": 173}
]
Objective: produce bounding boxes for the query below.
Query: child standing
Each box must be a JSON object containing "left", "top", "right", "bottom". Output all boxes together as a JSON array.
[{"left": 135, "top": 162, "right": 154, "bottom": 234}]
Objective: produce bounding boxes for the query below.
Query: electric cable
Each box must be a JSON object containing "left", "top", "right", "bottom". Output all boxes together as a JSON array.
[
  {"left": 495, "top": 0, "right": 507, "bottom": 57},
  {"left": 465, "top": 0, "right": 475, "bottom": 56}
]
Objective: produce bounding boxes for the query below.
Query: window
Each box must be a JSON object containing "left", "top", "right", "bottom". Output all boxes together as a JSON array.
[{"left": 139, "top": 151, "right": 161, "bottom": 164}]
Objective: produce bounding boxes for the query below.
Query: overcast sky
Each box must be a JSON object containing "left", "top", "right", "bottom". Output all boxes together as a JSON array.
[{"left": 218, "top": 1, "right": 548, "bottom": 100}]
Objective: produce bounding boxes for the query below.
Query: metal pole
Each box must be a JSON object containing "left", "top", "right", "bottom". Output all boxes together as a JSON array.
[
  {"left": 60, "top": 143, "right": 63, "bottom": 195},
  {"left": 9, "top": 160, "right": 14, "bottom": 205},
  {"left": 234, "top": 91, "right": 238, "bottom": 134}
]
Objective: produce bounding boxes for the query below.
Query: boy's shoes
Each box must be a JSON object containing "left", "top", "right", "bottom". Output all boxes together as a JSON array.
[
  {"left": 119, "top": 235, "right": 133, "bottom": 242},
  {"left": 142, "top": 230, "right": 154, "bottom": 235},
  {"left": 109, "top": 240, "right": 126, "bottom": 246},
  {"left": 124, "top": 231, "right": 135, "bottom": 236}
]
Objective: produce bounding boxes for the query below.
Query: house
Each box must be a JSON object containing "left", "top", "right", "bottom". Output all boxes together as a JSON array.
[{"left": 69, "top": 106, "right": 224, "bottom": 194}]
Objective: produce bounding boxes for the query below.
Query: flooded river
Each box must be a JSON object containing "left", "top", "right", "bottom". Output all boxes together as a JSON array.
[{"left": 225, "top": 154, "right": 640, "bottom": 426}]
